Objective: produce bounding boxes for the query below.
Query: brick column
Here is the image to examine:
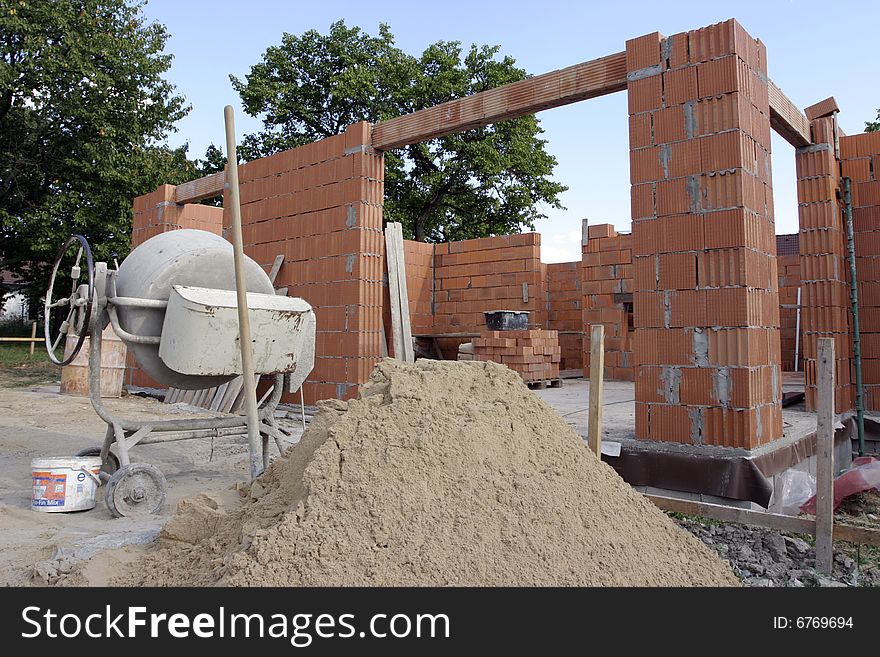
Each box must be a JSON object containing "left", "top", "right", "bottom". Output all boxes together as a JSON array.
[
  {"left": 628, "top": 19, "right": 782, "bottom": 448},
  {"left": 841, "top": 131, "right": 880, "bottom": 409},
  {"left": 796, "top": 114, "right": 851, "bottom": 411}
]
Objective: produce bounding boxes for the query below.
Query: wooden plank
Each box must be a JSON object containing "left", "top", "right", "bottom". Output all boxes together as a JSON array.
[
  {"left": 816, "top": 337, "right": 835, "bottom": 574},
  {"left": 647, "top": 495, "right": 880, "bottom": 549},
  {"left": 587, "top": 324, "right": 604, "bottom": 458},
  {"left": 268, "top": 254, "right": 284, "bottom": 284},
  {"left": 209, "top": 382, "right": 229, "bottom": 412},
  {"left": 0, "top": 337, "right": 43, "bottom": 343},
  {"left": 648, "top": 495, "right": 815, "bottom": 534},
  {"left": 384, "top": 224, "right": 405, "bottom": 360},
  {"left": 173, "top": 171, "right": 226, "bottom": 204},
  {"left": 218, "top": 377, "right": 243, "bottom": 413},
  {"left": 392, "top": 223, "right": 414, "bottom": 363},
  {"left": 372, "top": 52, "right": 627, "bottom": 150},
  {"left": 768, "top": 80, "right": 811, "bottom": 148}
]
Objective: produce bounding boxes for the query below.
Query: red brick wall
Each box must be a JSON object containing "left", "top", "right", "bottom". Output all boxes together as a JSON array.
[
  {"left": 627, "top": 20, "right": 783, "bottom": 449},
  {"left": 429, "top": 234, "right": 542, "bottom": 357},
  {"left": 229, "top": 122, "right": 384, "bottom": 404},
  {"left": 777, "top": 253, "right": 802, "bottom": 371},
  {"left": 796, "top": 119, "right": 852, "bottom": 412},
  {"left": 582, "top": 223, "right": 634, "bottom": 380},
  {"left": 842, "top": 131, "right": 880, "bottom": 410},
  {"left": 544, "top": 261, "right": 583, "bottom": 370},
  {"left": 401, "top": 240, "right": 434, "bottom": 339}
]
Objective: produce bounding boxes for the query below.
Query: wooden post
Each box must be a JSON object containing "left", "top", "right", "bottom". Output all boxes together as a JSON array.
[
  {"left": 587, "top": 324, "right": 605, "bottom": 458},
  {"left": 816, "top": 337, "right": 835, "bottom": 575},
  {"left": 29, "top": 321, "right": 37, "bottom": 357}
]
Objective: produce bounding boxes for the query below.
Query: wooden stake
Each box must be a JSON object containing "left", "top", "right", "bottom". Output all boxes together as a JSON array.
[
  {"left": 587, "top": 324, "right": 605, "bottom": 458},
  {"left": 816, "top": 337, "right": 835, "bottom": 575},
  {"left": 29, "top": 321, "right": 36, "bottom": 357}
]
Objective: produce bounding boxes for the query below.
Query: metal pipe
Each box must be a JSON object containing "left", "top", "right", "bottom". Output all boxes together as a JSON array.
[
  {"left": 224, "top": 105, "right": 263, "bottom": 481},
  {"left": 794, "top": 287, "right": 801, "bottom": 372},
  {"left": 843, "top": 177, "right": 866, "bottom": 456},
  {"left": 107, "top": 306, "right": 161, "bottom": 344},
  {"left": 109, "top": 296, "right": 167, "bottom": 308}
]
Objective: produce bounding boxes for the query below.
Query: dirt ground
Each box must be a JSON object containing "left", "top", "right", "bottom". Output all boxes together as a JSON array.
[
  {"left": 0, "top": 377, "right": 302, "bottom": 586},
  {"left": 0, "top": 368, "right": 877, "bottom": 587}
]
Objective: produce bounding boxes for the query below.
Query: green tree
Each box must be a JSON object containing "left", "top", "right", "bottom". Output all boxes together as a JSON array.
[
  {"left": 231, "top": 21, "right": 566, "bottom": 242},
  {"left": 0, "top": 0, "right": 192, "bottom": 304},
  {"left": 867, "top": 109, "right": 880, "bottom": 132}
]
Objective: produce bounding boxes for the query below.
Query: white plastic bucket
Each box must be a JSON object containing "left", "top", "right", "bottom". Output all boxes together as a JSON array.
[{"left": 31, "top": 457, "right": 102, "bottom": 513}]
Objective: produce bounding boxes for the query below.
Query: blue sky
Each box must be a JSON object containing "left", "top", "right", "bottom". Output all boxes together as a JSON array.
[{"left": 141, "top": 0, "right": 878, "bottom": 263}]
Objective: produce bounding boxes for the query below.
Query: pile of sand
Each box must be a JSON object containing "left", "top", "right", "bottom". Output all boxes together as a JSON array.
[{"left": 119, "top": 359, "right": 738, "bottom": 586}]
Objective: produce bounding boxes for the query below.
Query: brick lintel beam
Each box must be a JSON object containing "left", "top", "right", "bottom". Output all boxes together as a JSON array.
[
  {"left": 768, "top": 80, "right": 811, "bottom": 148},
  {"left": 174, "top": 170, "right": 226, "bottom": 204},
  {"left": 371, "top": 51, "right": 628, "bottom": 151}
]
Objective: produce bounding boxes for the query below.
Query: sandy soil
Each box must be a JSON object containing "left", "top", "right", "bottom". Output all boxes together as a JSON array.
[{"left": 0, "top": 381, "right": 300, "bottom": 586}]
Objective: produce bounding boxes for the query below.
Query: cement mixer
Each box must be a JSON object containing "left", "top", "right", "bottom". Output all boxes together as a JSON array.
[{"left": 44, "top": 229, "right": 316, "bottom": 518}]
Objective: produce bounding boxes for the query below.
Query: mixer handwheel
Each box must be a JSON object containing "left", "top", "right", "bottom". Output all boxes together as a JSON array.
[
  {"left": 105, "top": 464, "right": 167, "bottom": 518},
  {"left": 44, "top": 234, "right": 95, "bottom": 366}
]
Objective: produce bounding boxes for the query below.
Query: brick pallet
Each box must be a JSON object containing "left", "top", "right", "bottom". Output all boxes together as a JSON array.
[{"left": 472, "top": 329, "right": 561, "bottom": 384}]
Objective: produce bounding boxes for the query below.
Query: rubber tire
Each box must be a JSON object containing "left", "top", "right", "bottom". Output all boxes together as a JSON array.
[{"left": 75, "top": 447, "right": 120, "bottom": 477}]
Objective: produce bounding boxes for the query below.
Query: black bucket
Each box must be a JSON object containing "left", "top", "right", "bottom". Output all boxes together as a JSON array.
[{"left": 484, "top": 310, "right": 529, "bottom": 331}]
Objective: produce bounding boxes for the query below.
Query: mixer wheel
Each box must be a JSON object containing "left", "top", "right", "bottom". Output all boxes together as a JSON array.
[
  {"left": 105, "top": 464, "right": 167, "bottom": 518},
  {"left": 75, "top": 447, "right": 120, "bottom": 477}
]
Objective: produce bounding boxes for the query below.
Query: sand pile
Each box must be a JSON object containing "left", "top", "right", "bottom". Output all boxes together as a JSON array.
[{"left": 120, "top": 359, "right": 738, "bottom": 586}]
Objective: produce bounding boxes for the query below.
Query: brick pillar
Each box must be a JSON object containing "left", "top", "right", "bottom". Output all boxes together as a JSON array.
[
  {"left": 841, "top": 131, "right": 880, "bottom": 409},
  {"left": 628, "top": 19, "right": 782, "bottom": 449},
  {"left": 127, "top": 186, "right": 224, "bottom": 387},
  {"left": 796, "top": 116, "right": 852, "bottom": 411}
]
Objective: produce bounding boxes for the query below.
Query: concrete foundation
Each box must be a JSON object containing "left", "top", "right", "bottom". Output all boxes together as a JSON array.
[{"left": 537, "top": 375, "right": 862, "bottom": 510}]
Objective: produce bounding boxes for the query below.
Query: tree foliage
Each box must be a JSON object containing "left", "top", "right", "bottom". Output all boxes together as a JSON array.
[
  {"left": 231, "top": 21, "right": 566, "bottom": 242},
  {"left": 867, "top": 109, "right": 880, "bottom": 132},
  {"left": 0, "top": 0, "right": 192, "bottom": 304}
]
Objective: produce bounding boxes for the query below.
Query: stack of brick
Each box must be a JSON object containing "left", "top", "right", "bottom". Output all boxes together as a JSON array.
[
  {"left": 544, "top": 261, "right": 582, "bottom": 369},
  {"left": 581, "top": 223, "right": 634, "bottom": 380},
  {"left": 796, "top": 100, "right": 851, "bottom": 411},
  {"left": 230, "top": 122, "right": 385, "bottom": 405},
  {"left": 627, "top": 20, "right": 782, "bottom": 449},
  {"left": 841, "top": 130, "right": 880, "bottom": 410},
  {"left": 776, "top": 250, "right": 802, "bottom": 372},
  {"left": 473, "top": 329, "right": 560, "bottom": 382}
]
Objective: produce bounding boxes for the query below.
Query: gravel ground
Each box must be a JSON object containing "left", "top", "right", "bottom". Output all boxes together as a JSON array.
[{"left": 676, "top": 491, "right": 880, "bottom": 587}]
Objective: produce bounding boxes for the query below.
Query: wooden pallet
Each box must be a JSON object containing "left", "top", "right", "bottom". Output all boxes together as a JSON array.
[{"left": 526, "top": 378, "right": 562, "bottom": 390}]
